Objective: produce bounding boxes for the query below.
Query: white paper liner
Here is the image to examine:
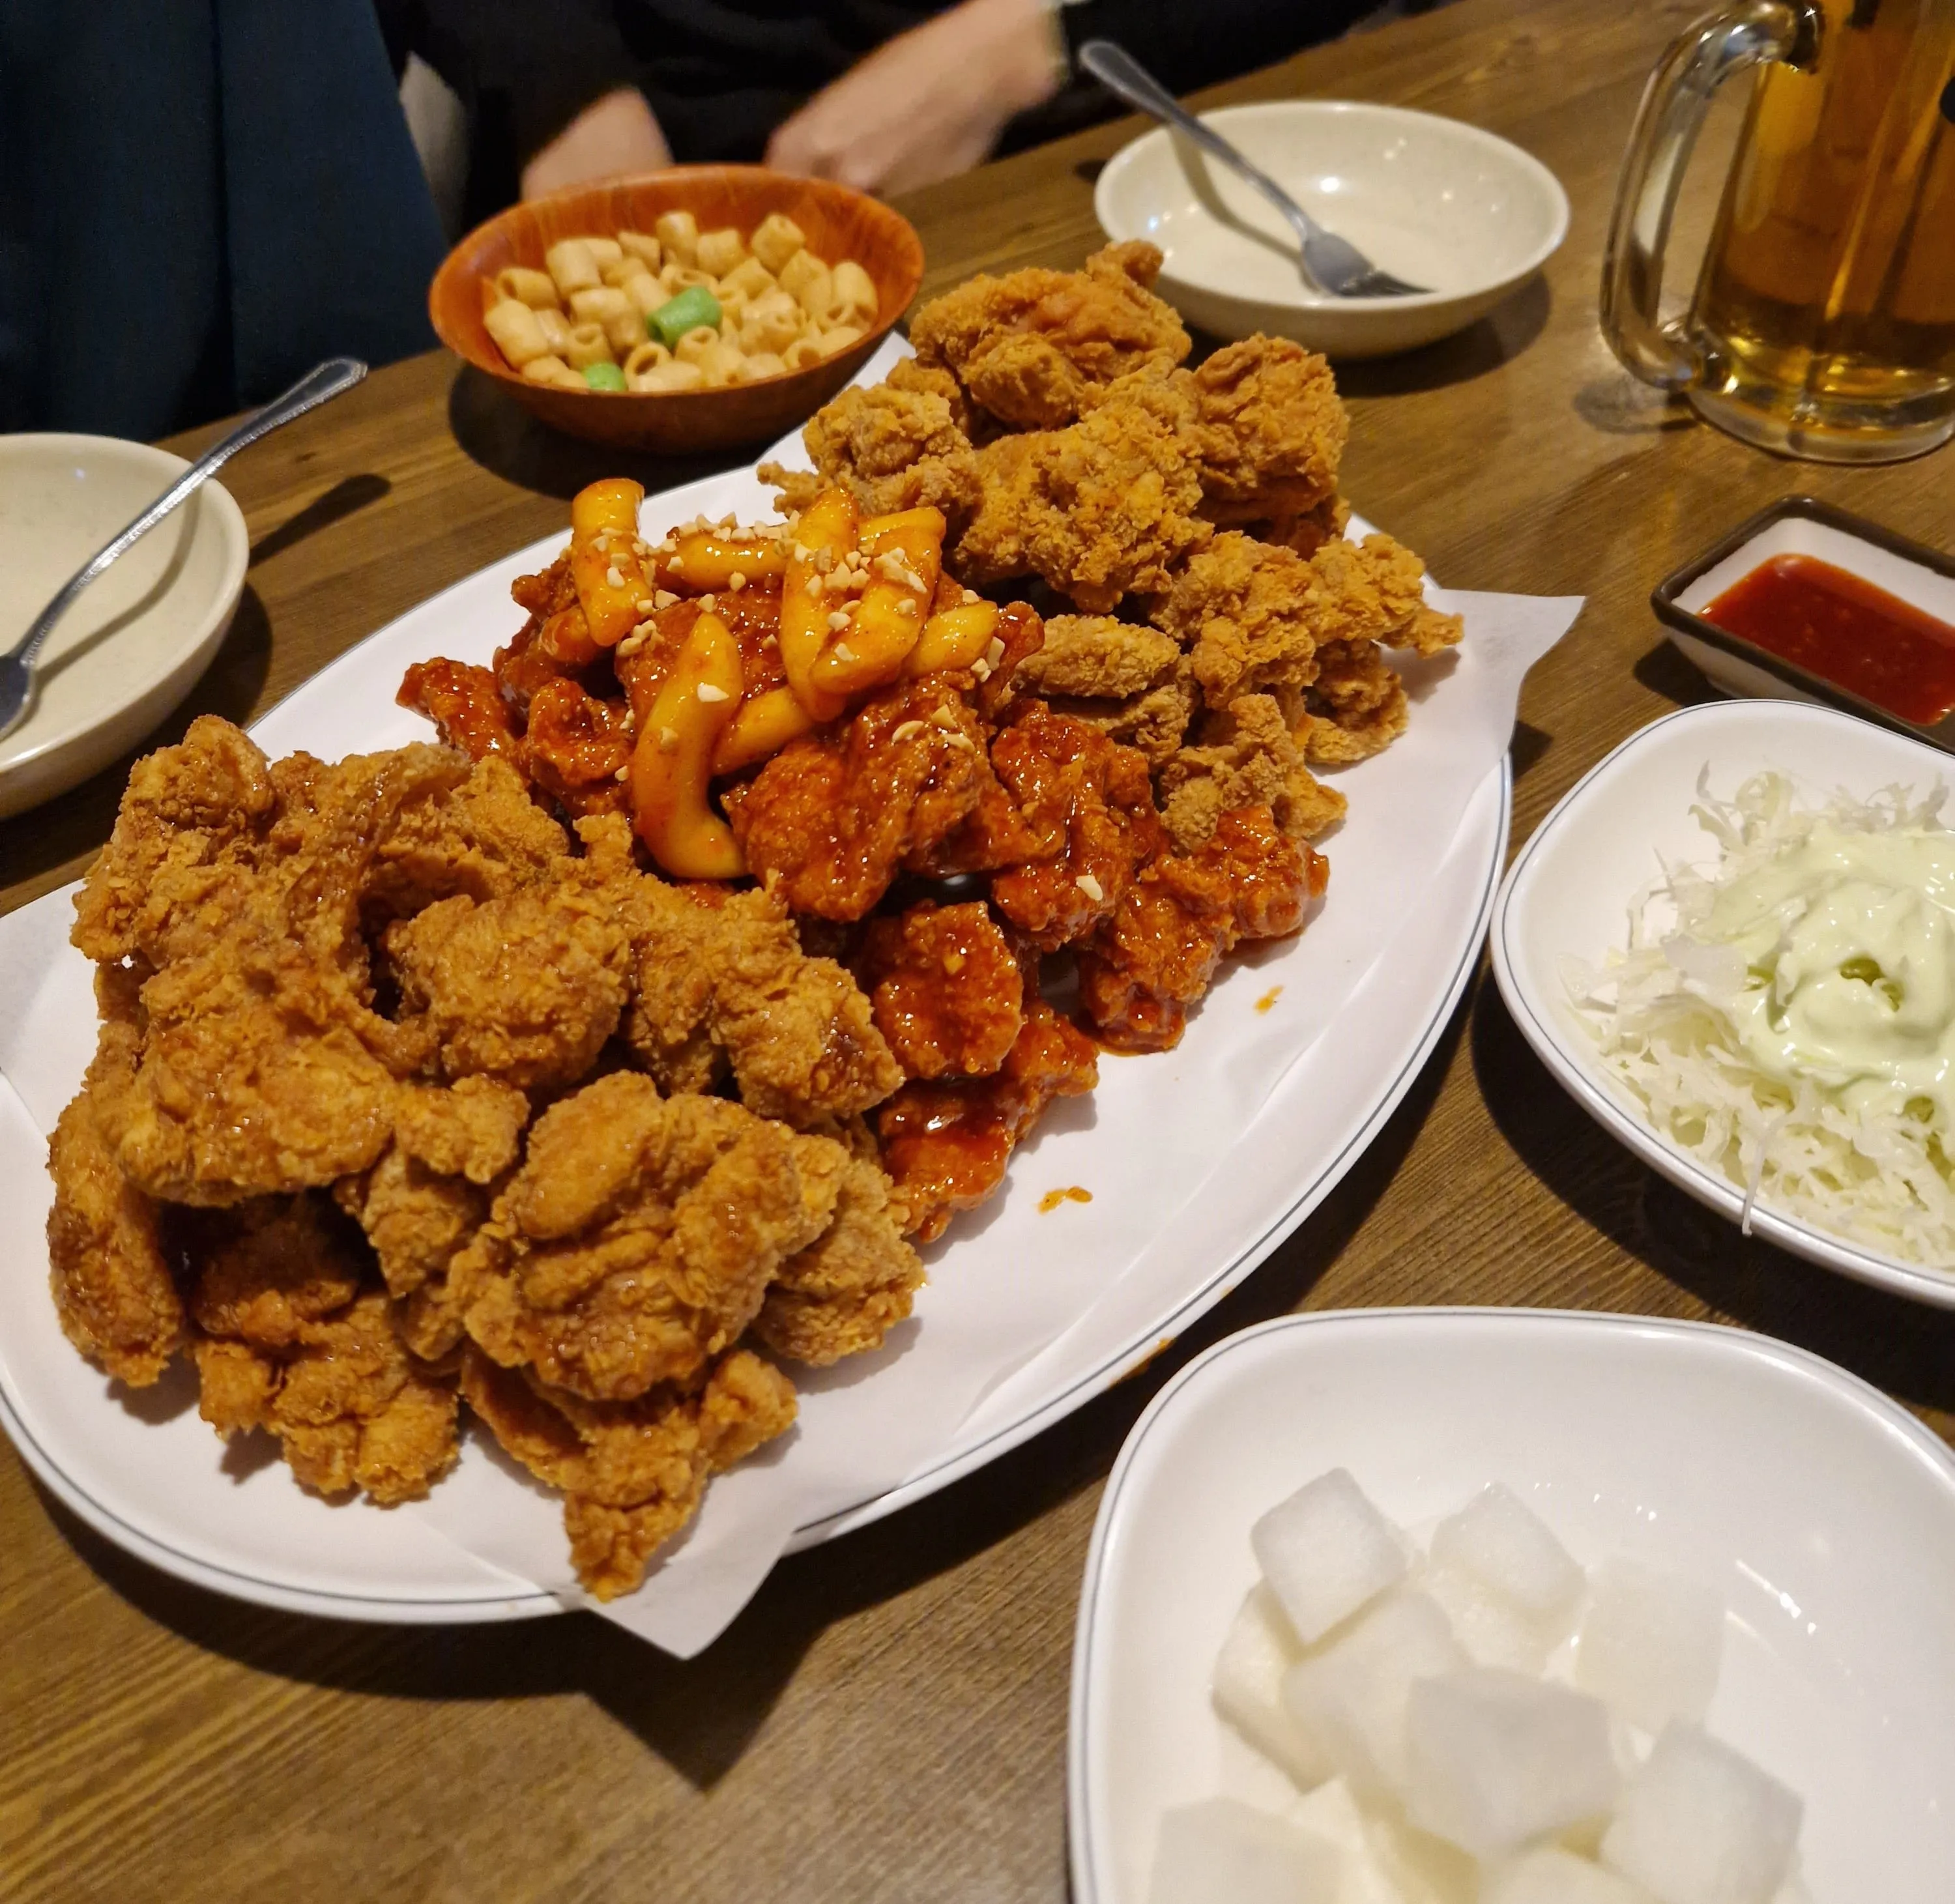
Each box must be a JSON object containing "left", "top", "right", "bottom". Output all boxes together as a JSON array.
[{"left": 0, "top": 336, "right": 1580, "bottom": 1652}]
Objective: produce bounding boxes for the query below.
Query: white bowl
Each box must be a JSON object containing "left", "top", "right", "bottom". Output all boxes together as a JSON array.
[
  {"left": 1071, "top": 1308, "right": 1955, "bottom": 1904},
  {"left": 0, "top": 435, "right": 249, "bottom": 821},
  {"left": 1491, "top": 699, "right": 1955, "bottom": 1308},
  {"left": 1094, "top": 100, "right": 1569, "bottom": 358}
]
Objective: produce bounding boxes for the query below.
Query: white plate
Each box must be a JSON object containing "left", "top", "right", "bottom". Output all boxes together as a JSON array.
[
  {"left": 0, "top": 435, "right": 248, "bottom": 820},
  {"left": 1491, "top": 699, "right": 1955, "bottom": 1308},
  {"left": 1094, "top": 102, "right": 1568, "bottom": 358},
  {"left": 0, "top": 463, "right": 1513, "bottom": 1624},
  {"left": 1069, "top": 1308, "right": 1955, "bottom": 1904}
]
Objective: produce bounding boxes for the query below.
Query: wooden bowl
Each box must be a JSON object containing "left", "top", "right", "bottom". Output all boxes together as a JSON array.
[{"left": 429, "top": 167, "right": 924, "bottom": 455}]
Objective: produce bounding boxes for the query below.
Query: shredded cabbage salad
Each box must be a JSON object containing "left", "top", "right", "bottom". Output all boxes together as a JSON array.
[{"left": 1563, "top": 770, "right": 1955, "bottom": 1268}]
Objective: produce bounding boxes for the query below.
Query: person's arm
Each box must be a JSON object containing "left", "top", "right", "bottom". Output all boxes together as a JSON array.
[
  {"left": 523, "top": 85, "right": 671, "bottom": 197},
  {"left": 764, "top": 0, "right": 1065, "bottom": 195}
]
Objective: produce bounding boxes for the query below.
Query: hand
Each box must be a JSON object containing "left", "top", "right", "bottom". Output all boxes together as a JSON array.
[
  {"left": 523, "top": 87, "right": 673, "bottom": 199},
  {"left": 766, "top": 0, "right": 1064, "bottom": 195}
]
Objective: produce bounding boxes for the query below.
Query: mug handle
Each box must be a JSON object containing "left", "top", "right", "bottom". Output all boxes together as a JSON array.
[{"left": 1599, "top": 0, "right": 1824, "bottom": 391}]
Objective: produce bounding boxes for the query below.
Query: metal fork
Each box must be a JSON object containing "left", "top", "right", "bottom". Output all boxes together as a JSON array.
[
  {"left": 1079, "top": 40, "right": 1428, "bottom": 300},
  {"left": 0, "top": 357, "right": 367, "bottom": 743}
]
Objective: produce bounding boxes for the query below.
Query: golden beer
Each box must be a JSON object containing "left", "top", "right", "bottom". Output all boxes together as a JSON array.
[{"left": 1603, "top": 0, "right": 1955, "bottom": 462}]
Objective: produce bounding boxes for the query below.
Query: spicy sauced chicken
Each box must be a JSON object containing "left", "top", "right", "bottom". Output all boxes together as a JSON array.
[{"left": 403, "top": 472, "right": 1324, "bottom": 1245}]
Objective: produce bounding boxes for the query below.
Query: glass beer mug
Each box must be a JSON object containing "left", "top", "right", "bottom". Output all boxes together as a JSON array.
[{"left": 1601, "top": 0, "right": 1955, "bottom": 463}]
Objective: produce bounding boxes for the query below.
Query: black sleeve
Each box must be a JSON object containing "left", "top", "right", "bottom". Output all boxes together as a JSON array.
[{"left": 1053, "top": 0, "right": 1375, "bottom": 94}]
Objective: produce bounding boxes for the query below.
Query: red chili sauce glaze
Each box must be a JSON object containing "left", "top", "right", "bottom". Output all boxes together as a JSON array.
[{"left": 1702, "top": 554, "right": 1955, "bottom": 725}]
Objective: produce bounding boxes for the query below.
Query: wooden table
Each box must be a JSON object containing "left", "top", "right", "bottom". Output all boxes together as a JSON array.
[{"left": 5, "top": 1, "right": 1952, "bottom": 1896}]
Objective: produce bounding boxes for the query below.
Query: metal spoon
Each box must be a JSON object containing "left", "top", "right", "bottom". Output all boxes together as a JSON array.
[
  {"left": 1079, "top": 40, "right": 1429, "bottom": 300},
  {"left": 0, "top": 356, "right": 368, "bottom": 745}
]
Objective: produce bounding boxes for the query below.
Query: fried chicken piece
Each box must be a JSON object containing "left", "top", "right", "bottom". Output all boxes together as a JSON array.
[
  {"left": 1078, "top": 806, "right": 1323, "bottom": 1050},
  {"left": 909, "top": 241, "right": 1189, "bottom": 431},
  {"left": 859, "top": 899, "right": 1024, "bottom": 1079},
  {"left": 398, "top": 659, "right": 521, "bottom": 764},
  {"left": 1149, "top": 530, "right": 1324, "bottom": 710},
  {"left": 184, "top": 1198, "right": 459, "bottom": 1503},
  {"left": 385, "top": 880, "right": 630, "bottom": 1089},
  {"left": 1293, "top": 639, "right": 1410, "bottom": 764},
  {"left": 752, "top": 1151, "right": 923, "bottom": 1365},
  {"left": 877, "top": 1002, "right": 1099, "bottom": 1243},
  {"left": 986, "top": 707, "right": 1164, "bottom": 951},
  {"left": 1157, "top": 693, "right": 1348, "bottom": 852},
  {"left": 586, "top": 829, "right": 903, "bottom": 1124},
  {"left": 333, "top": 1078, "right": 530, "bottom": 1359},
  {"left": 1052, "top": 664, "right": 1200, "bottom": 768},
  {"left": 46, "top": 1033, "right": 184, "bottom": 1385},
  {"left": 461, "top": 1344, "right": 797, "bottom": 1600},
  {"left": 760, "top": 381, "right": 983, "bottom": 529},
  {"left": 76, "top": 726, "right": 469, "bottom": 1205},
  {"left": 955, "top": 381, "right": 1210, "bottom": 613},
  {"left": 70, "top": 712, "right": 277, "bottom": 968},
  {"left": 1010, "top": 614, "right": 1181, "bottom": 700},
  {"left": 454, "top": 1072, "right": 843, "bottom": 1399},
  {"left": 886, "top": 354, "right": 991, "bottom": 441},
  {"left": 1183, "top": 337, "right": 1348, "bottom": 526},
  {"left": 725, "top": 677, "right": 996, "bottom": 920},
  {"left": 362, "top": 752, "right": 570, "bottom": 922},
  {"left": 519, "top": 677, "right": 634, "bottom": 819},
  {"left": 187, "top": 1194, "right": 366, "bottom": 1348},
  {"left": 1307, "top": 532, "right": 1462, "bottom": 654},
  {"left": 1258, "top": 493, "right": 1350, "bottom": 560}
]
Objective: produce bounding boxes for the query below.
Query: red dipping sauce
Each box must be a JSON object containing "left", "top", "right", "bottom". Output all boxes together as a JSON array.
[{"left": 1702, "top": 554, "right": 1955, "bottom": 726}]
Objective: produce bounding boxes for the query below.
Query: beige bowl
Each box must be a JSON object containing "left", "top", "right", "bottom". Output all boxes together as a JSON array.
[
  {"left": 429, "top": 166, "right": 923, "bottom": 454},
  {"left": 0, "top": 436, "right": 248, "bottom": 821},
  {"left": 1095, "top": 100, "right": 1568, "bottom": 358}
]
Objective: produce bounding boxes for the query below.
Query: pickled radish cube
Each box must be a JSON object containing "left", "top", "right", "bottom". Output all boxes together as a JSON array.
[
  {"left": 1290, "top": 1779, "right": 1409, "bottom": 1904},
  {"left": 1281, "top": 1589, "right": 1465, "bottom": 1799},
  {"left": 1148, "top": 1798, "right": 1342, "bottom": 1904},
  {"left": 1575, "top": 1558, "right": 1724, "bottom": 1735},
  {"left": 1212, "top": 1583, "right": 1334, "bottom": 1791},
  {"left": 1404, "top": 1667, "right": 1619, "bottom": 1859},
  {"left": 1430, "top": 1484, "right": 1584, "bottom": 1624},
  {"left": 1484, "top": 1846, "right": 1655, "bottom": 1904},
  {"left": 1251, "top": 1468, "right": 1407, "bottom": 1645},
  {"left": 1423, "top": 1559, "right": 1556, "bottom": 1675},
  {"left": 1601, "top": 1724, "right": 1802, "bottom": 1904}
]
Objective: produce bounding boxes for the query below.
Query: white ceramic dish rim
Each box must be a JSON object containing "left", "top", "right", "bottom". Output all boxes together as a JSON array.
[
  {"left": 1095, "top": 100, "right": 1571, "bottom": 314},
  {"left": 1065, "top": 1305, "right": 1955, "bottom": 1904},
  {"left": 0, "top": 435, "right": 250, "bottom": 779},
  {"left": 1489, "top": 699, "right": 1955, "bottom": 1308}
]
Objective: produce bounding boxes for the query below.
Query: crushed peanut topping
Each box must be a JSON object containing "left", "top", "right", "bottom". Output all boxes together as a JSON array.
[
  {"left": 1075, "top": 873, "right": 1106, "bottom": 902},
  {"left": 658, "top": 726, "right": 679, "bottom": 752},
  {"left": 891, "top": 719, "right": 925, "bottom": 742},
  {"left": 654, "top": 589, "right": 679, "bottom": 609},
  {"left": 605, "top": 564, "right": 624, "bottom": 590},
  {"left": 728, "top": 571, "right": 747, "bottom": 592},
  {"left": 695, "top": 682, "right": 731, "bottom": 704},
  {"left": 833, "top": 642, "right": 858, "bottom": 661}
]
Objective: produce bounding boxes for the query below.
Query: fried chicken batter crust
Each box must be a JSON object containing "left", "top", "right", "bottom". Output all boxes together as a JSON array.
[
  {"left": 461, "top": 1345, "right": 798, "bottom": 1599},
  {"left": 753, "top": 1151, "right": 923, "bottom": 1365},
  {"left": 454, "top": 1073, "right": 844, "bottom": 1400},
  {"left": 909, "top": 241, "right": 1189, "bottom": 431}
]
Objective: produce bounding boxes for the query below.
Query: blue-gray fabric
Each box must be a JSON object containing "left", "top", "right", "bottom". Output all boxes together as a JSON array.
[{"left": 0, "top": 0, "right": 444, "bottom": 438}]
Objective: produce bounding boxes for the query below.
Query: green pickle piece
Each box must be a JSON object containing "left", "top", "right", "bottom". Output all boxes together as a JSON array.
[
  {"left": 582, "top": 361, "right": 628, "bottom": 393},
  {"left": 649, "top": 285, "right": 721, "bottom": 349}
]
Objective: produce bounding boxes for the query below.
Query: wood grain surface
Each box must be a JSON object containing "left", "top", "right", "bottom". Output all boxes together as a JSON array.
[{"left": 4, "top": 3, "right": 1952, "bottom": 1899}]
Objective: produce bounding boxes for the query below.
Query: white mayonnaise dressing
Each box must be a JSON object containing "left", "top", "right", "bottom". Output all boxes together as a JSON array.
[{"left": 1686, "top": 826, "right": 1955, "bottom": 1129}]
